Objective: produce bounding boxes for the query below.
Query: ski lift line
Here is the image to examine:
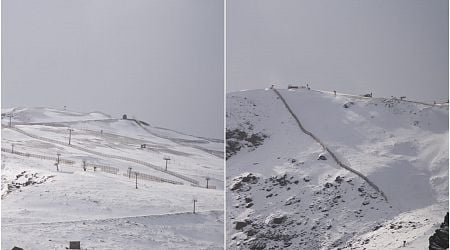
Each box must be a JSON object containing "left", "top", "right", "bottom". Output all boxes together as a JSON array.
[
  {"left": 272, "top": 88, "right": 388, "bottom": 201},
  {"left": 121, "top": 172, "right": 183, "bottom": 185},
  {"left": 1, "top": 147, "right": 75, "bottom": 165},
  {"left": 8, "top": 127, "right": 200, "bottom": 185},
  {"left": 1, "top": 148, "right": 119, "bottom": 175},
  {"left": 1, "top": 147, "right": 186, "bottom": 185},
  {"left": 5, "top": 119, "right": 224, "bottom": 158}
]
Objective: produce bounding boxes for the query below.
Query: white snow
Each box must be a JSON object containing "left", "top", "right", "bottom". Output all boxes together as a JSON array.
[
  {"left": 1, "top": 107, "right": 224, "bottom": 249},
  {"left": 226, "top": 88, "right": 448, "bottom": 249}
]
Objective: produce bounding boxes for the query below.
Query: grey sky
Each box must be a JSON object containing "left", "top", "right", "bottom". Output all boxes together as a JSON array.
[
  {"left": 228, "top": 0, "right": 448, "bottom": 103},
  {"left": 2, "top": 0, "right": 224, "bottom": 139}
]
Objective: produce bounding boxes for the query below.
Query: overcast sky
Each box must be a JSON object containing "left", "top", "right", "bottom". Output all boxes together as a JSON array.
[
  {"left": 2, "top": 0, "right": 223, "bottom": 139},
  {"left": 228, "top": 0, "right": 448, "bottom": 103}
]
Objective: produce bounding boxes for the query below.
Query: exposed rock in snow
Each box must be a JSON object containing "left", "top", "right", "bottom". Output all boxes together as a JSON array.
[{"left": 227, "top": 88, "right": 448, "bottom": 249}]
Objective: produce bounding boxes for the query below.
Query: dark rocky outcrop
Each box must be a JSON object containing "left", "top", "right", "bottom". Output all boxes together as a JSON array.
[
  {"left": 230, "top": 173, "right": 259, "bottom": 192},
  {"left": 226, "top": 129, "right": 267, "bottom": 159},
  {"left": 429, "top": 212, "right": 449, "bottom": 250},
  {"left": 235, "top": 220, "right": 250, "bottom": 230}
]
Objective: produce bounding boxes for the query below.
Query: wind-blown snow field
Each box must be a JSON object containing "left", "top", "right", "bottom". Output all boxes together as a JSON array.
[
  {"left": 226, "top": 88, "right": 448, "bottom": 249},
  {"left": 1, "top": 107, "right": 224, "bottom": 250}
]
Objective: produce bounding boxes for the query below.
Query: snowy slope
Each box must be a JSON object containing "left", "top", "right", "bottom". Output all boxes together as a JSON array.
[
  {"left": 226, "top": 88, "right": 448, "bottom": 249},
  {"left": 1, "top": 107, "right": 224, "bottom": 158},
  {"left": 1, "top": 107, "right": 112, "bottom": 123},
  {"left": 1, "top": 107, "right": 224, "bottom": 250}
]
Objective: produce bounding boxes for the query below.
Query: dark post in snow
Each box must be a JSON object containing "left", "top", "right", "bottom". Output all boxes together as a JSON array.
[
  {"left": 193, "top": 199, "right": 197, "bottom": 214},
  {"left": 56, "top": 153, "right": 61, "bottom": 172},
  {"left": 135, "top": 172, "right": 138, "bottom": 189},
  {"left": 82, "top": 160, "right": 86, "bottom": 171},
  {"left": 67, "top": 128, "right": 74, "bottom": 145},
  {"left": 11, "top": 144, "right": 14, "bottom": 154},
  {"left": 205, "top": 177, "right": 210, "bottom": 189},
  {"left": 163, "top": 157, "right": 171, "bottom": 171},
  {"left": 6, "top": 113, "right": 13, "bottom": 127},
  {"left": 128, "top": 167, "right": 132, "bottom": 178}
]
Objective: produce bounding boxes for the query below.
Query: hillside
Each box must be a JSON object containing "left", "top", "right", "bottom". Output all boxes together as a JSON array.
[
  {"left": 226, "top": 88, "right": 448, "bottom": 249},
  {"left": 1, "top": 107, "right": 224, "bottom": 250}
]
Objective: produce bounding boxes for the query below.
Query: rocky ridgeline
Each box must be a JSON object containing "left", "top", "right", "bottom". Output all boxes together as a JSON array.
[{"left": 228, "top": 172, "right": 392, "bottom": 249}]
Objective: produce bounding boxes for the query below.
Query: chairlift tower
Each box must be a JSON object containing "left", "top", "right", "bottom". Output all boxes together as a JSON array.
[
  {"left": 56, "top": 153, "right": 61, "bottom": 171},
  {"left": 128, "top": 167, "right": 133, "bottom": 178},
  {"left": 163, "top": 157, "right": 171, "bottom": 171},
  {"left": 5, "top": 113, "right": 13, "bottom": 127},
  {"left": 193, "top": 198, "right": 197, "bottom": 214},
  {"left": 135, "top": 172, "right": 138, "bottom": 189},
  {"left": 67, "top": 128, "right": 74, "bottom": 145}
]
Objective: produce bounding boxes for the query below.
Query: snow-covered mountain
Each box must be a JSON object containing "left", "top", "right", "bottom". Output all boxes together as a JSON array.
[
  {"left": 1, "top": 107, "right": 224, "bottom": 250},
  {"left": 226, "top": 88, "right": 448, "bottom": 249}
]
